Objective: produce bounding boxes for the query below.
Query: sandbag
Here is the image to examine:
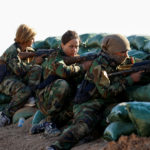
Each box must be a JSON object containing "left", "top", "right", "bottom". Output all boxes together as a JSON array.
[
  {"left": 128, "top": 49, "right": 148, "bottom": 60},
  {"left": 127, "top": 83, "right": 150, "bottom": 102},
  {"left": 32, "top": 41, "right": 50, "bottom": 50},
  {"left": 103, "top": 121, "right": 136, "bottom": 141},
  {"left": 13, "top": 107, "right": 37, "bottom": 124},
  {"left": 32, "top": 110, "right": 45, "bottom": 126},
  {"left": 143, "top": 41, "right": 150, "bottom": 53},
  {"left": 127, "top": 35, "right": 150, "bottom": 50},
  {"left": 126, "top": 102, "right": 150, "bottom": 136},
  {"left": 86, "top": 33, "right": 107, "bottom": 48},
  {"left": 80, "top": 33, "right": 96, "bottom": 47},
  {"left": 100, "top": 103, "right": 118, "bottom": 128},
  {"left": 144, "top": 41, "right": 150, "bottom": 53},
  {"left": 78, "top": 47, "right": 101, "bottom": 55},
  {"left": 45, "top": 36, "right": 61, "bottom": 49},
  {"left": 0, "top": 93, "right": 11, "bottom": 104},
  {"left": 107, "top": 102, "right": 130, "bottom": 123}
]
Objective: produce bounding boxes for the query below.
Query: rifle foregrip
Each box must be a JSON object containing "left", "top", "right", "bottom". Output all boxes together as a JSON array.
[{"left": 64, "top": 54, "right": 97, "bottom": 65}]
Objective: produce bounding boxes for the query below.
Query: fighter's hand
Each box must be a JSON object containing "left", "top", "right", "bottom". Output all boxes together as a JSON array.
[
  {"left": 35, "top": 54, "right": 47, "bottom": 65},
  {"left": 18, "top": 52, "right": 26, "bottom": 60},
  {"left": 130, "top": 71, "right": 143, "bottom": 82},
  {"left": 82, "top": 61, "right": 93, "bottom": 71}
]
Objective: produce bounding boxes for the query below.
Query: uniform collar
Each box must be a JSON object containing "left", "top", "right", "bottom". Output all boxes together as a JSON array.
[{"left": 59, "top": 49, "right": 68, "bottom": 57}]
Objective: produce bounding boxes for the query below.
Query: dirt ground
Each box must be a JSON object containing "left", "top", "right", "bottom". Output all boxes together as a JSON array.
[
  {"left": 103, "top": 133, "right": 150, "bottom": 150},
  {"left": 0, "top": 117, "right": 107, "bottom": 150},
  {"left": 1, "top": 117, "right": 150, "bottom": 150}
]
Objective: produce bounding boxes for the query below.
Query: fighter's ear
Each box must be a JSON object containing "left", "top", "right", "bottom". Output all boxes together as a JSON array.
[
  {"left": 101, "top": 37, "right": 109, "bottom": 51},
  {"left": 61, "top": 43, "right": 64, "bottom": 49}
]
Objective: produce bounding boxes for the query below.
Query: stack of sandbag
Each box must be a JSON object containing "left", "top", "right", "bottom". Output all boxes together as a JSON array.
[
  {"left": 126, "top": 102, "right": 150, "bottom": 136},
  {"left": 103, "top": 101, "right": 150, "bottom": 141},
  {"left": 103, "top": 102, "right": 136, "bottom": 141},
  {"left": 127, "top": 35, "right": 150, "bottom": 52},
  {"left": 127, "top": 83, "right": 150, "bottom": 102},
  {"left": 45, "top": 36, "right": 61, "bottom": 49},
  {"left": 127, "top": 35, "right": 150, "bottom": 59},
  {"left": 32, "top": 34, "right": 150, "bottom": 61}
]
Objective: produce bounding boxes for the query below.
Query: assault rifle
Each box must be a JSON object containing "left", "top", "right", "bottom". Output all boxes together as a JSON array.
[
  {"left": 19, "top": 49, "right": 100, "bottom": 65},
  {"left": 19, "top": 49, "right": 56, "bottom": 59},
  {"left": 74, "top": 59, "right": 150, "bottom": 104},
  {"left": 108, "top": 60, "right": 150, "bottom": 77}
]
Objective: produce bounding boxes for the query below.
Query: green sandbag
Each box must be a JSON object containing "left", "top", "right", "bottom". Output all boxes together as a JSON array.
[
  {"left": 127, "top": 83, "right": 150, "bottom": 102},
  {"left": 128, "top": 49, "right": 149, "bottom": 60},
  {"left": 103, "top": 121, "right": 136, "bottom": 141},
  {"left": 80, "top": 33, "right": 96, "bottom": 47},
  {"left": 100, "top": 103, "right": 118, "bottom": 128},
  {"left": 127, "top": 35, "right": 150, "bottom": 50},
  {"left": 32, "top": 41, "right": 50, "bottom": 50},
  {"left": 86, "top": 33, "right": 107, "bottom": 48},
  {"left": 32, "top": 110, "right": 45, "bottom": 126},
  {"left": 0, "top": 93, "right": 11, "bottom": 104},
  {"left": 144, "top": 41, "right": 150, "bottom": 53},
  {"left": 13, "top": 107, "right": 37, "bottom": 124},
  {"left": 126, "top": 102, "right": 150, "bottom": 136},
  {"left": 107, "top": 102, "right": 130, "bottom": 123},
  {"left": 78, "top": 48, "right": 101, "bottom": 55},
  {"left": 45, "top": 36, "right": 61, "bottom": 49}
]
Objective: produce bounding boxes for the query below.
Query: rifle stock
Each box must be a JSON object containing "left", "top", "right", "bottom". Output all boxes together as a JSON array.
[{"left": 19, "top": 49, "right": 55, "bottom": 60}]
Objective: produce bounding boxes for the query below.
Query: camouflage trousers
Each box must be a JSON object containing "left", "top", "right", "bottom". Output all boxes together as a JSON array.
[
  {"left": 0, "top": 76, "right": 31, "bottom": 118},
  {"left": 36, "top": 79, "right": 73, "bottom": 125},
  {"left": 0, "top": 65, "right": 42, "bottom": 118},
  {"left": 52, "top": 98, "right": 104, "bottom": 150},
  {"left": 23, "top": 64, "right": 42, "bottom": 91}
]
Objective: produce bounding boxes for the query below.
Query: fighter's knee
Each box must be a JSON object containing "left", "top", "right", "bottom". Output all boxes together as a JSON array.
[{"left": 55, "top": 79, "right": 69, "bottom": 90}]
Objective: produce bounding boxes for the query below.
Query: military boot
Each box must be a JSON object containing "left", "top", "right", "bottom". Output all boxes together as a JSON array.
[
  {"left": 44, "top": 122, "right": 61, "bottom": 137},
  {"left": 0, "top": 112, "right": 11, "bottom": 127},
  {"left": 30, "top": 121, "right": 49, "bottom": 134},
  {"left": 46, "top": 146, "right": 56, "bottom": 150}
]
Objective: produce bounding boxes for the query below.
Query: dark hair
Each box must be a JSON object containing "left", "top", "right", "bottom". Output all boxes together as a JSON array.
[{"left": 61, "top": 30, "right": 80, "bottom": 45}]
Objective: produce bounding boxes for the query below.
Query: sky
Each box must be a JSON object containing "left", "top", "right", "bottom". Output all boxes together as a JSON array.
[{"left": 0, "top": 0, "right": 150, "bottom": 55}]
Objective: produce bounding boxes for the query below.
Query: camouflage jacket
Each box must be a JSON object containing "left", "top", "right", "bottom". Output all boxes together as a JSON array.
[
  {"left": 84, "top": 53, "right": 134, "bottom": 100},
  {"left": 42, "top": 49, "right": 85, "bottom": 86},
  {"left": 0, "top": 43, "right": 35, "bottom": 76}
]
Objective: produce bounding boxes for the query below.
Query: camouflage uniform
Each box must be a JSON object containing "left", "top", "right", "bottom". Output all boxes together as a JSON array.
[
  {"left": 0, "top": 43, "right": 42, "bottom": 118},
  {"left": 51, "top": 53, "right": 135, "bottom": 150},
  {"left": 36, "top": 49, "right": 85, "bottom": 125}
]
